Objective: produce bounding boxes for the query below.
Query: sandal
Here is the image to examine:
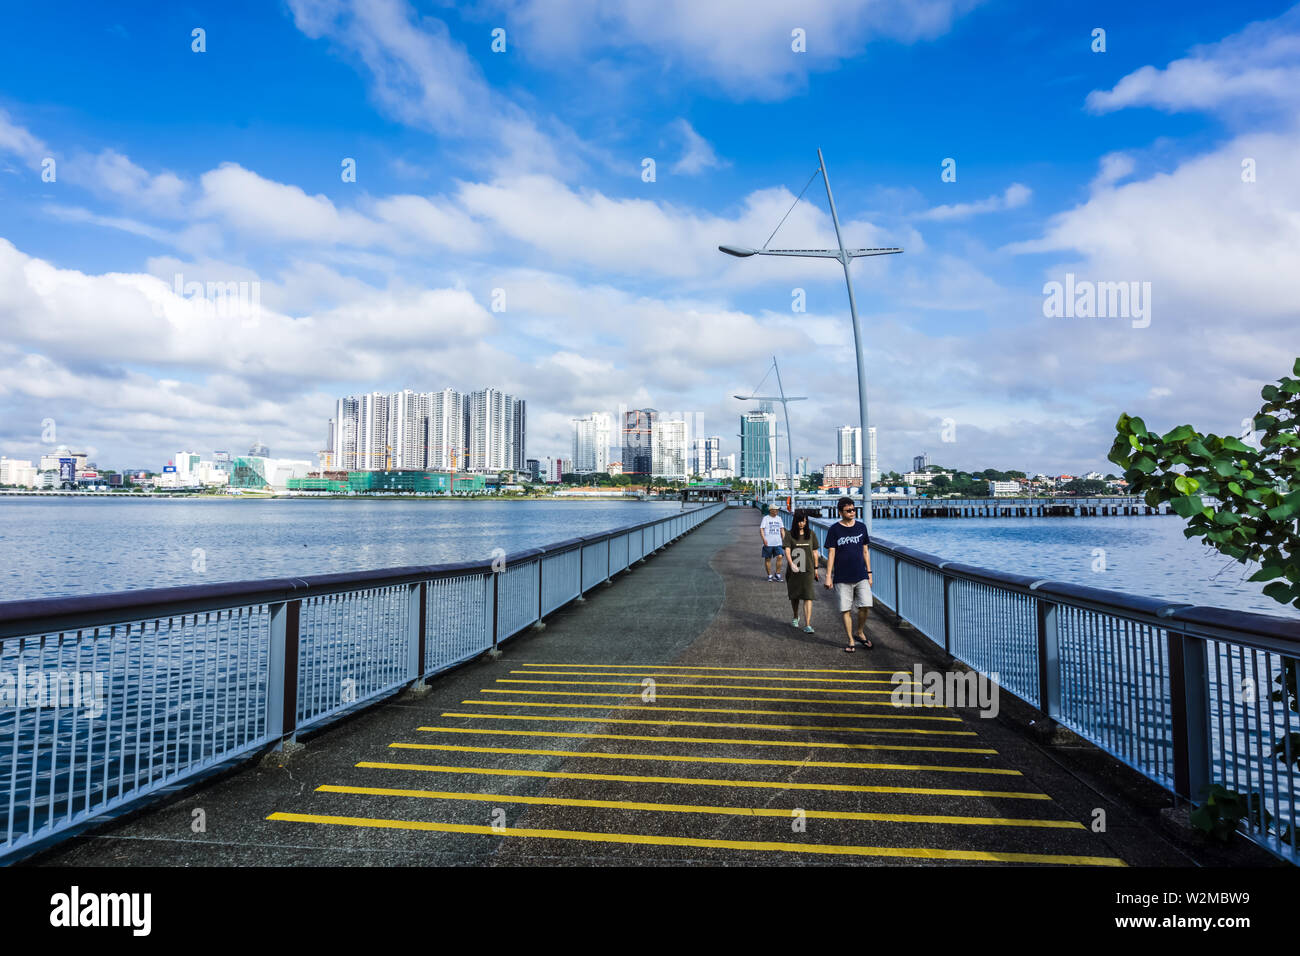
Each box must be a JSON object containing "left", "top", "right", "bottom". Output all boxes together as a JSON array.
[
  {"left": 855, "top": 633, "right": 873, "bottom": 649},
  {"left": 843, "top": 644, "right": 856, "bottom": 652}
]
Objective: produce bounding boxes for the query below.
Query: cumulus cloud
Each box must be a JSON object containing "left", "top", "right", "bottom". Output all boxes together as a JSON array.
[
  {"left": 474, "top": 0, "right": 984, "bottom": 98},
  {"left": 1086, "top": 4, "right": 1300, "bottom": 117}
]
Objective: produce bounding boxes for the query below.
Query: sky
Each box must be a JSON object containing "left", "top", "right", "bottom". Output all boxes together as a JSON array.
[{"left": 1, "top": 0, "right": 1297, "bottom": 475}]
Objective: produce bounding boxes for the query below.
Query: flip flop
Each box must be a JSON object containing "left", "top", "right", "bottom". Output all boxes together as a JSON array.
[
  {"left": 856, "top": 633, "right": 874, "bottom": 649},
  {"left": 843, "top": 645, "right": 856, "bottom": 652}
]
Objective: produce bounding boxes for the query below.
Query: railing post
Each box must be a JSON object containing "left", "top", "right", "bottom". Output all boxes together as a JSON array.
[
  {"left": 893, "top": 558, "right": 902, "bottom": 625},
  {"left": 267, "top": 599, "right": 300, "bottom": 746},
  {"left": 1169, "top": 632, "right": 1211, "bottom": 801},
  {"left": 491, "top": 571, "right": 500, "bottom": 648},
  {"left": 409, "top": 581, "right": 425, "bottom": 682},
  {"left": 1034, "top": 590, "right": 1061, "bottom": 720},
  {"left": 941, "top": 566, "right": 955, "bottom": 656}
]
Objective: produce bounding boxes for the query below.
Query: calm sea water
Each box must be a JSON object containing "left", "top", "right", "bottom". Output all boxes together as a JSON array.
[
  {"left": 868, "top": 514, "right": 1299, "bottom": 620},
  {"left": 0, "top": 498, "right": 689, "bottom": 602}
]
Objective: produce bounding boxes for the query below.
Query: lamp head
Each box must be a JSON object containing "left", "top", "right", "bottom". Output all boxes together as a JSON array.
[{"left": 718, "top": 245, "right": 758, "bottom": 258}]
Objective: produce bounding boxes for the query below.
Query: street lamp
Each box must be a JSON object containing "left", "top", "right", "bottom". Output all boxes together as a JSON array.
[{"left": 720, "top": 148, "right": 901, "bottom": 532}]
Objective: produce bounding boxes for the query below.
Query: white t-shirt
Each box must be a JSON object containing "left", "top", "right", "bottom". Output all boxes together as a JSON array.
[{"left": 760, "top": 515, "right": 784, "bottom": 546}]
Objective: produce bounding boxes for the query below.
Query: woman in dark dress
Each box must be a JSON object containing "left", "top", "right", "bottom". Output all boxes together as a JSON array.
[{"left": 782, "top": 509, "right": 821, "bottom": 632}]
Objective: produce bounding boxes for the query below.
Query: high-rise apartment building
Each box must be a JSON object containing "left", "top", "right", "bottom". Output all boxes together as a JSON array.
[
  {"left": 652, "top": 418, "right": 688, "bottom": 480},
  {"left": 740, "top": 410, "right": 777, "bottom": 481},
  {"left": 622, "top": 408, "right": 657, "bottom": 478},
  {"left": 867, "top": 426, "right": 879, "bottom": 484},
  {"left": 837, "top": 425, "right": 862, "bottom": 466},
  {"left": 914, "top": 452, "right": 931, "bottom": 472},
  {"left": 425, "top": 388, "right": 464, "bottom": 471},
  {"left": 571, "top": 412, "right": 612, "bottom": 474},
  {"left": 691, "top": 436, "right": 721, "bottom": 476}
]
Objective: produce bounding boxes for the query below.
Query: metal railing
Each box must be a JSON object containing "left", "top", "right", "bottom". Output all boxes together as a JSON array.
[
  {"left": 778, "top": 509, "right": 1300, "bottom": 864},
  {"left": 0, "top": 503, "right": 724, "bottom": 862}
]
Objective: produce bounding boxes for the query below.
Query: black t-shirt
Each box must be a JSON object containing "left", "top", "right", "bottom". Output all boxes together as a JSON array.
[{"left": 825, "top": 520, "right": 870, "bottom": 584}]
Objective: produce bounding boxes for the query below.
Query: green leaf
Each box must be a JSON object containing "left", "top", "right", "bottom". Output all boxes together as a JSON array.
[
  {"left": 1220, "top": 436, "right": 1252, "bottom": 453},
  {"left": 1227, "top": 481, "right": 1244, "bottom": 496},
  {"left": 1132, "top": 454, "right": 1157, "bottom": 474},
  {"left": 1170, "top": 495, "right": 1204, "bottom": 518},
  {"left": 1162, "top": 424, "right": 1196, "bottom": 443}
]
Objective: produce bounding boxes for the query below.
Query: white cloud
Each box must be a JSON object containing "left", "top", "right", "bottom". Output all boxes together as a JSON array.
[
  {"left": 670, "top": 120, "right": 727, "bottom": 175},
  {"left": 0, "top": 109, "right": 46, "bottom": 168},
  {"left": 476, "top": 0, "right": 984, "bottom": 99},
  {"left": 917, "top": 183, "right": 1031, "bottom": 221},
  {"left": 1086, "top": 5, "right": 1300, "bottom": 116}
]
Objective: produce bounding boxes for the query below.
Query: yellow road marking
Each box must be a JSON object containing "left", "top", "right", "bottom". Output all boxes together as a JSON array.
[
  {"left": 512, "top": 669, "right": 917, "bottom": 686},
  {"left": 387, "top": 741, "right": 1021, "bottom": 775},
  {"left": 499, "top": 679, "right": 905, "bottom": 696},
  {"left": 268, "top": 812, "right": 1119, "bottom": 865},
  {"left": 356, "top": 761, "right": 1051, "bottom": 798},
  {"left": 462, "top": 699, "right": 968, "bottom": 728},
  {"left": 426, "top": 722, "right": 996, "bottom": 755},
  {"left": 518, "top": 663, "right": 901, "bottom": 674},
  {"left": 481, "top": 689, "right": 943, "bottom": 708},
  {"left": 314, "top": 785, "right": 1086, "bottom": 829}
]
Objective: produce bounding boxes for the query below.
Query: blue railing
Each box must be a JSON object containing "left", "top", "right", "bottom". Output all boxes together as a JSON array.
[
  {"left": 0, "top": 503, "right": 725, "bottom": 863},
  {"left": 778, "top": 509, "right": 1300, "bottom": 865}
]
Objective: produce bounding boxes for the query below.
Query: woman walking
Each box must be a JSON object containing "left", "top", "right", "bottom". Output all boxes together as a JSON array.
[{"left": 783, "top": 509, "right": 821, "bottom": 633}]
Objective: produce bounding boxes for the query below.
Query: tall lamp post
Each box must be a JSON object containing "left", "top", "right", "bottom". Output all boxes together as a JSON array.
[{"left": 720, "top": 148, "right": 901, "bottom": 532}]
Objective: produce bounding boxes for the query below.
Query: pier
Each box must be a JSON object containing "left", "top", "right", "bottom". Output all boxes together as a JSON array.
[{"left": 2, "top": 505, "right": 1295, "bottom": 867}]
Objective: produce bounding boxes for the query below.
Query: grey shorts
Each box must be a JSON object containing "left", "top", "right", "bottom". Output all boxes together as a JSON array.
[{"left": 835, "top": 580, "right": 873, "bottom": 612}]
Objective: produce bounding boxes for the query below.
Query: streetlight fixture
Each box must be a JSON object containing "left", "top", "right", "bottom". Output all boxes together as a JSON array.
[{"left": 720, "top": 148, "right": 901, "bottom": 531}]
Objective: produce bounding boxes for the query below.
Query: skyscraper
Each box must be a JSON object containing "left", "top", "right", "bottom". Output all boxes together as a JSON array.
[
  {"left": 691, "top": 436, "right": 721, "bottom": 476},
  {"left": 622, "top": 408, "right": 657, "bottom": 478},
  {"left": 425, "top": 388, "right": 464, "bottom": 471},
  {"left": 357, "top": 392, "right": 389, "bottom": 470},
  {"left": 652, "top": 418, "right": 688, "bottom": 479},
  {"left": 914, "top": 452, "right": 930, "bottom": 472},
  {"left": 332, "top": 396, "right": 359, "bottom": 470},
  {"left": 837, "top": 425, "right": 862, "bottom": 466},
  {"left": 572, "top": 412, "right": 612, "bottom": 474},
  {"left": 740, "top": 410, "right": 777, "bottom": 481}
]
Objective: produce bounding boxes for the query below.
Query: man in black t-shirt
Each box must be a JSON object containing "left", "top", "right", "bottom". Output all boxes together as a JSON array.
[{"left": 823, "top": 496, "right": 874, "bottom": 650}]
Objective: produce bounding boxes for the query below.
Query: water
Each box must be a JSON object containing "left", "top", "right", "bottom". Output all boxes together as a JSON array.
[
  {"left": 0, "top": 498, "right": 688, "bottom": 602},
  {"left": 869, "top": 515, "right": 1299, "bottom": 620}
]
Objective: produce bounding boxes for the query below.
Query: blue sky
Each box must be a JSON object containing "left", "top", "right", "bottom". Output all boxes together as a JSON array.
[{"left": 1, "top": 0, "right": 1297, "bottom": 474}]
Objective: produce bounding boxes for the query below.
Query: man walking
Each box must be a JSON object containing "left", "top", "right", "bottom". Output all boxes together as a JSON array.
[
  {"left": 823, "top": 496, "right": 873, "bottom": 650},
  {"left": 759, "top": 503, "right": 785, "bottom": 581}
]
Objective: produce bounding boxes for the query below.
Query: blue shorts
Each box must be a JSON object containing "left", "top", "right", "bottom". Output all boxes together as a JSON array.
[{"left": 762, "top": 545, "right": 783, "bottom": 558}]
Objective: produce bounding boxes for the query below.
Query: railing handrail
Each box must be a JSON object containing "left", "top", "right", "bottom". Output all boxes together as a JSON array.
[
  {"left": 801, "top": 513, "right": 1300, "bottom": 648},
  {"left": 0, "top": 504, "right": 719, "bottom": 641}
]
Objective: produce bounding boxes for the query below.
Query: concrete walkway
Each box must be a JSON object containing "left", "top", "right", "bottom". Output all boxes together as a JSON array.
[{"left": 39, "top": 508, "right": 1205, "bottom": 866}]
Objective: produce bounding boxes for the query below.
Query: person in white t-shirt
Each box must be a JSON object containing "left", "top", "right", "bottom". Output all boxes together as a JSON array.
[{"left": 759, "top": 504, "right": 786, "bottom": 582}]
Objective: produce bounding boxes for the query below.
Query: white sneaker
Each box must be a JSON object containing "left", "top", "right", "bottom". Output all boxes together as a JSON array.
[
  {"left": 790, "top": 617, "right": 800, "bottom": 627},
  {"left": 767, "top": 574, "right": 774, "bottom": 581},
  {"left": 775, "top": 574, "right": 783, "bottom": 582}
]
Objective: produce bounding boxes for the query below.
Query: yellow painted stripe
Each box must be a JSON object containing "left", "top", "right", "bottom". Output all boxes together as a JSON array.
[
  {"left": 499, "top": 679, "right": 905, "bottom": 697},
  {"left": 427, "top": 722, "right": 997, "bottom": 755},
  {"left": 356, "top": 761, "right": 1051, "bottom": 799},
  {"left": 481, "top": 689, "right": 942, "bottom": 708},
  {"left": 512, "top": 669, "right": 916, "bottom": 686},
  {"left": 315, "top": 785, "right": 1086, "bottom": 829},
  {"left": 268, "top": 812, "right": 1120, "bottom": 865},
  {"left": 461, "top": 699, "right": 968, "bottom": 729},
  {"left": 387, "top": 741, "right": 1021, "bottom": 775},
  {"left": 518, "top": 663, "right": 899, "bottom": 674}
]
